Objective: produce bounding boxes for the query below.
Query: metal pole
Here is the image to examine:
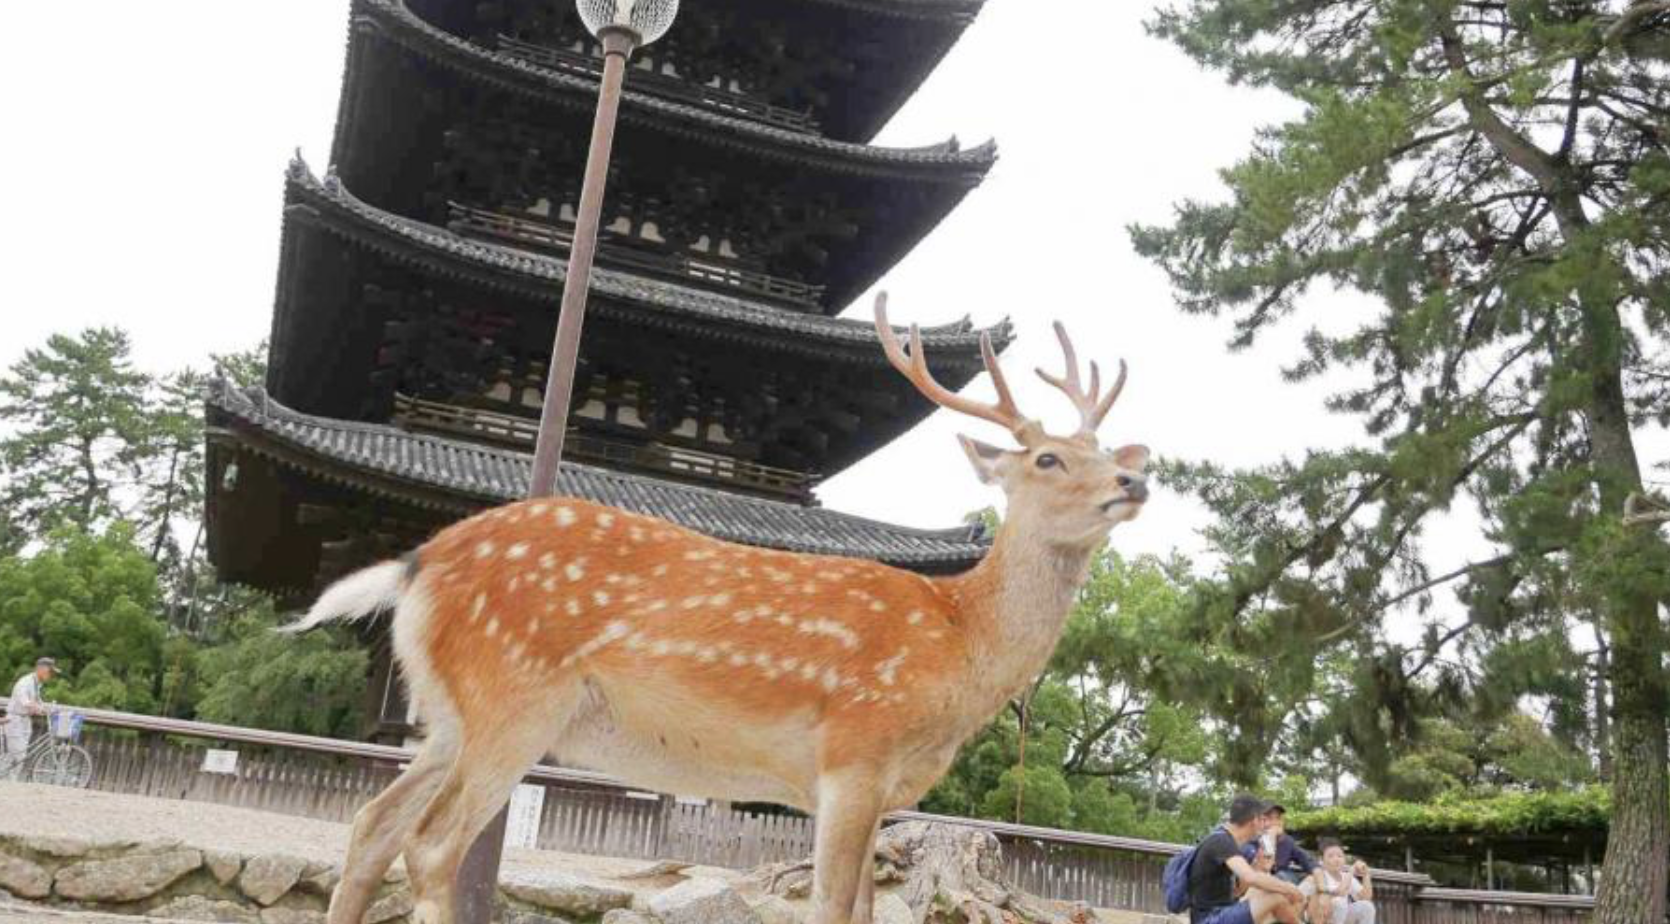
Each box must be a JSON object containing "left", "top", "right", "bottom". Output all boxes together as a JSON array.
[
  {"left": 527, "top": 28, "right": 636, "bottom": 499},
  {"left": 455, "top": 28, "right": 638, "bottom": 924}
]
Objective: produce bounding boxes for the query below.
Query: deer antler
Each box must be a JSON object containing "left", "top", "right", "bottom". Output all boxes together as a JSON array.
[
  {"left": 1035, "top": 321, "right": 1125, "bottom": 437},
  {"left": 873, "top": 292, "right": 1030, "bottom": 436}
]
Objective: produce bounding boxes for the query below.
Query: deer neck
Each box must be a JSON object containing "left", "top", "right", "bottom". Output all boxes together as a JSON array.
[{"left": 942, "top": 515, "right": 1095, "bottom": 706}]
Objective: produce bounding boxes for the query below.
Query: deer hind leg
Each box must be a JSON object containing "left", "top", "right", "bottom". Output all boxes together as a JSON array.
[
  {"left": 811, "top": 771, "right": 885, "bottom": 924},
  {"left": 326, "top": 724, "right": 460, "bottom": 924},
  {"left": 403, "top": 689, "right": 579, "bottom": 924},
  {"left": 850, "top": 819, "right": 882, "bottom": 924}
]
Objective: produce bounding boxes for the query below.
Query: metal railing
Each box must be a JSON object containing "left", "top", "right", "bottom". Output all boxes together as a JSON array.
[{"left": 0, "top": 698, "right": 1602, "bottom": 920}]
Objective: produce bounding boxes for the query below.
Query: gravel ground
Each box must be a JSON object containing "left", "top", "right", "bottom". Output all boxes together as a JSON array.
[
  {"left": 0, "top": 781, "right": 742, "bottom": 895},
  {"left": 0, "top": 900, "right": 200, "bottom": 923}
]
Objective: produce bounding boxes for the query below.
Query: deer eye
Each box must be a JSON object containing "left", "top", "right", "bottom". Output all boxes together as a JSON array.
[{"left": 1035, "top": 453, "right": 1062, "bottom": 470}]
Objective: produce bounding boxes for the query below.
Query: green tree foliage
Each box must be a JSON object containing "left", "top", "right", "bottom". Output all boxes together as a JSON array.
[
  {"left": 0, "top": 527, "right": 168, "bottom": 713},
  {"left": 1291, "top": 787, "right": 1611, "bottom": 840},
  {"left": 1133, "top": 3, "right": 1669, "bottom": 919},
  {"left": 195, "top": 613, "right": 368, "bottom": 739}
]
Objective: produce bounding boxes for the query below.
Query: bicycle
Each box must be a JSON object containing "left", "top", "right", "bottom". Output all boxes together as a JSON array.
[{"left": 0, "top": 705, "right": 94, "bottom": 788}]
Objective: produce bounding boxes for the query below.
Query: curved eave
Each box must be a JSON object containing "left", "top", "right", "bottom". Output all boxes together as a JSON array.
[
  {"left": 343, "top": 0, "right": 998, "bottom": 183},
  {"left": 280, "top": 158, "right": 1012, "bottom": 358},
  {"left": 207, "top": 382, "right": 992, "bottom": 569}
]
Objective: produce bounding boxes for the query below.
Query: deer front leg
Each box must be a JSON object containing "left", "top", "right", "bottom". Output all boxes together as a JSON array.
[{"left": 811, "top": 772, "right": 884, "bottom": 924}]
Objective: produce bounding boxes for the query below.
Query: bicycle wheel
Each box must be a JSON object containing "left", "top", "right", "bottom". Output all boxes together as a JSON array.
[{"left": 29, "top": 745, "right": 93, "bottom": 788}]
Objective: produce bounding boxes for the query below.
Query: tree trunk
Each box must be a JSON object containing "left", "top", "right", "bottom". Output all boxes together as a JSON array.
[
  {"left": 756, "top": 822, "right": 1089, "bottom": 924},
  {"left": 1593, "top": 635, "right": 1612, "bottom": 782}
]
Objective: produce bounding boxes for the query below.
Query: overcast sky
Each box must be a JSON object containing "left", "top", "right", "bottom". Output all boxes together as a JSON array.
[{"left": 6, "top": 2, "right": 1655, "bottom": 614}]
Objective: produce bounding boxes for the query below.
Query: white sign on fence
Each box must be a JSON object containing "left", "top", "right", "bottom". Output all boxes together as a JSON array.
[
  {"left": 201, "top": 749, "right": 239, "bottom": 775},
  {"left": 504, "top": 783, "right": 546, "bottom": 850}
]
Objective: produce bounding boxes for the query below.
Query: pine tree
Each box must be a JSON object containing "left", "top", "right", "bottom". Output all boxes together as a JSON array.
[
  {"left": 1133, "top": 3, "right": 1669, "bottom": 919},
  {"left": 0, "top": 329, "right": 153, "bottom": 537}
]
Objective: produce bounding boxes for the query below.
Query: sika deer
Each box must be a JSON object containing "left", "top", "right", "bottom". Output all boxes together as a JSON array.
[{"left": 294, "top": 294, "right": 1150, "bottom": 924}]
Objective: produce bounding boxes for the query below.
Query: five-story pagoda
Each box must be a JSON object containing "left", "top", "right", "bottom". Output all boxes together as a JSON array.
[{"left": 206, "top": 0, "right": 1000, "bottom": 737}]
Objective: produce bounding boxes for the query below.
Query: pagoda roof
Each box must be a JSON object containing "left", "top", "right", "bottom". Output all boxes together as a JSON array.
[
  {"left": 207, "top": 381, "right": 992, "bottom": 570},
  {"left": 269, "top": 160, "right": 1012, "bottom": 479},
  {"left": 344, "top": 0, "right": 996, "bottom": 175},
  {"left": 332, "top": 0, "right": 995, "bottom": 312},
  {"left": 280, "top": 159, "right": 1002, "bottom": 351},
  {"left": 409, "top": 0, "right": 988, "bottom": 143}
]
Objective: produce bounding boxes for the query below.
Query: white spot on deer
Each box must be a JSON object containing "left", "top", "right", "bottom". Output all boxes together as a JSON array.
[
  {"left": 708, "top": 592, "right": 733, "bottom": 608},
  {"left": 727, "top": 652, "right": 749, "bottom": 667},
  {"left": 798, "top": 618, "right": 859, "bottom": 650},
  {"left": 779, "top": 656, "right": 799, "bottom": 673},
  {"left": 775, "top": 614, "right": 795, "bottom": 627},
  {"left": 763, "top": 567, "right": 792, "bottom": 584},
  {"left": 529, "top": 503, "right": 548, "bottom": 516},
  {"left": 506, "top": 542, "right": 530, "bottom": 560},
  {"left": 475, "top": 541, "right": 495, "bottom": 559},
  {"left": 926, "top": 630, "right": 945, "bottom": 641},
  {"left": 652, "top": 564, "right": 670, "bottom": 578},
  {"left": 472, "top": 594, "right": 487, "bottom": 623},
  {"left": 906, "top": 610, "right": 925, "bottom": 625},
  {"left": 541, "top": 577, "right": 558, "bottom": 593},
  {"left": 821, "top": 669, "right": 841, "bottom": 693},
  {"left": 684, "top": 549, "right": 717, "bottom": 562},
  {"left": 597, "top": 512, "right": 616, "bottom": 528},
  {"left": 508, "top": 576, "right": 521, "bottom": 593},
  {"left": 696, "top": 646, "right": 719, "bottom": 663},
  {"left": 485, "top": 618, "right": 500, "bottom": 638},
  {"left": 733, "top": 610, "right": 754, "bottom": 625},
  {"left": 752, "top": 652, "right": 775, "bottom": 670},
  {"left": 869, "top": 600, "right": 887, "bottom": 613},
  {"left": 593, "top": 590, "right": 612, "bottom": 606},
  {"left": 554, "top": 506, "right": 577, "bottom": 527},
  {"left": 624, "top": 632, "right": 647, "bottom": 652},
  {"left": 565, "top": 598, "right": 582, "bottom": 617},
  {"left": 799, "top": 583, "right": 820, "bottom": 595},
  {"left": 736, "top": 567, "right": 752, "bottom": 579},
  {"left": 651, "top": 639, "right": 673, "bottom": 657},
  {"left": 539, "top": 552, "right": 558, "bottom": 571},
  {"left": 565, "top": 561, "right": 586, "bottom": 582},
  {"left": 680, "top": 595, "right": 707, "bottom": 610},
  {"left": 562, "top": 621, "right": 631, "bottom": 667},
  {"left": 799, "top": 663, "right": 819, "bottom": 682},
  {"left": 628, "top": 526, "right": 646, "bottom": 542},
  {"left": 876, "top": 647, "right": 910, "bottom": 686},
  {"left": 642, "top": 599, "right": 668, "bottom": 614}
]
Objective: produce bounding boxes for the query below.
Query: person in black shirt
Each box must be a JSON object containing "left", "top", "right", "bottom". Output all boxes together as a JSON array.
[{"left": 1187, "top": 794, "right": 1305, "bottom": 924}]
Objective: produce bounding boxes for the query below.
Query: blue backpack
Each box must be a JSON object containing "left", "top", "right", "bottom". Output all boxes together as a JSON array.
[{"left": 1162, "top": 828, "right": 1225, "bottom": 914}]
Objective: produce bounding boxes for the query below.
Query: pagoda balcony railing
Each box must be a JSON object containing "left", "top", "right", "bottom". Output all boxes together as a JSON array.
[
  {"left": 393, "top": 393, "right": 818, "bottom": 502},
  {"left": 447, "top": 202, "right": 826, "bottom": 310},
  {"left": 496, "top": 35, "right": 822, "bottom": 136}
]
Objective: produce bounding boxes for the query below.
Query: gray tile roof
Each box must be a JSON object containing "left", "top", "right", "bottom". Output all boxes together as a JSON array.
[
  {"left": 357, "top": 0, "right": 997, "bottom": 177},
  {"left": 209, "top": 381, "right": 991, "bottom": 568},
  {"left": 285, "top": 158, "right": 1012, "bottom": 354}
]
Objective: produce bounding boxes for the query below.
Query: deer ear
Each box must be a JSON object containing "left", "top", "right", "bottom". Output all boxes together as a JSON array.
[
  {"left": 958, "top": 434, "right": 1007, "bottom": 485},
  {"left": 1113, "top": 444, "right": 1151, "bottom": 471}
]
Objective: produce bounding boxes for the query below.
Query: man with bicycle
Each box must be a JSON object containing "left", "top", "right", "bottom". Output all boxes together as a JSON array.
[{"left": 3, "top": 657, "right": 57, "bottom": 776}]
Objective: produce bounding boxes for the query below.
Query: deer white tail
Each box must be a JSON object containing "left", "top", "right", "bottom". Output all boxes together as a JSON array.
[{"left": 280, "top": 560, "right": 409, "bottom": 634}]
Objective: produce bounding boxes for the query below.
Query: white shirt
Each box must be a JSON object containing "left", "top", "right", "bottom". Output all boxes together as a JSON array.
[{"left": 9, "top": 673, "right": 42, "bottom": 713}]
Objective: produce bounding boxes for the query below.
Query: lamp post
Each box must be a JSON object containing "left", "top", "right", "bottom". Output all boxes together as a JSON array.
[
  {"left": 456, "top": 3, "right": 678, "bottom": 922},
  {"left": 527, "top": 0, "right": 681, "bottom": 498}
]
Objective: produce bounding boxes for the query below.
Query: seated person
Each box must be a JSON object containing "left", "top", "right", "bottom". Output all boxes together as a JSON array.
[
  {"left": 1187, "top": 794, "right": 1304, "bottom": 924},
  {"left": 1298, "top": 839, "right": 1375, "bottom": 924},
  {"left": 1241, "top": 805, "right": 1319, "bottom": 885},
  {"left": 1234, "top": 843, "right": 1275, "bottom": 900}
]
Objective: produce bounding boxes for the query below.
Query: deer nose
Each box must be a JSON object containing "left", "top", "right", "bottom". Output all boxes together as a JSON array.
[{"left": 1117, "top": 475, "right": 1149, "bottom": 502}]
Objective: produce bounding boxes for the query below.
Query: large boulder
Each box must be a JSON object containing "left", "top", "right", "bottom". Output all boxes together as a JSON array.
[
  {"left": 0, "top": 852, "right": 51, "bottom": 900},
  {"left": 205, "top": 850, "right": 244, "bottom": 886},
  {"left": 747, "top": 894, "right": 800, "bottom": 924},
  {"left": 150, "top": 895, "right": 262, "bottom": 924},
  {"left": 54, "top": 848, "right": 203, "bottom": 902},
  {"left": 239, "top": 854, "right": 310, "bottom": 906},
  {"left": 648, "top": 877, "right": 760, "bottom": 924},
  {"left": 18, "top": 835, "right": 96, "bottom": 859},
  {"left": 503, "top": 870, "right": 635, "bottom": 917}
]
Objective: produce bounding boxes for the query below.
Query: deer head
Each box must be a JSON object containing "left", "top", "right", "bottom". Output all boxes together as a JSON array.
[{"left": 874, "top": 293, "right": 1149, "bottom": 550}]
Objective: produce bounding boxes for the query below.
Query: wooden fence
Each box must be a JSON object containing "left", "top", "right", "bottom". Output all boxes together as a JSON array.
[{"left": 1, "top": 700, "right": 1605, "bottom": 921}]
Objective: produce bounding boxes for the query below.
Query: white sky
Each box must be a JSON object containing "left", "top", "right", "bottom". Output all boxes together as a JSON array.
[{"left": 2, "top": 2, "right": 1659, "bottom": 626}]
